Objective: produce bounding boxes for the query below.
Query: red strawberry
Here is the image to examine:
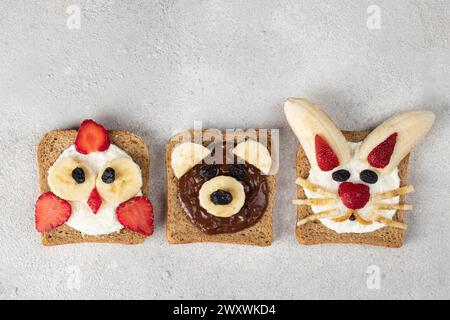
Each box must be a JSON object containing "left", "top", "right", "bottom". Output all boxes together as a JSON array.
[
  {"left": 35, "top": 192, "right": 72, "bottom": 232},
  {"left": 368, "top": 133, "right": 397, "bottom": 169},
  {"left": 116, "top": 196, "right": 154, "bottom": 236},
  {"left": 315, "top": 135, "right": 340, "bottom": 171},
  {"left": 87, "top": 188, "right": 102, "bottom": 214},
  {"left": 75, "top": 119, "right": 110, "bottom": 154},
  {"left": 338, "top": 182, "right": 370, "bottom": 209}
]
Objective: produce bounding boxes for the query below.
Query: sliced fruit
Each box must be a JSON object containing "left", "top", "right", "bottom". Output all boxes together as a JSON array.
[
  {"left": 356, "top": 110, "right": 435, "bottom": 173},
  {"left": 116, "top": 196, "right": 154, "bottom": 236},
  {"left": 367, "top": 133, "right": 397, "bottom": 169},
  {"left": 293, "top": 198, "right": 335, "bottom": 206},
  {"left": 87, "top": 188, "right": 102, "bottom": 214},
  {"left": 295, "top": 178, "right": 336, "bottom": 198},
  {"left": 75, "top": 119, "right": 110, "bottom": 154},
  {"left": 35, "top": 192, "right": 72, "bottom": 232},
  {"left": 48, "top": 157, "right": 95, "bottom": 201},
  {"left": 332, "top": 210, "right": 353, "bottom": 222},
  {"left": 199, "top": 176, "right": 245, "bottom": 217},
  {"left": 371, "top": 185, "right": 414, "bottom": 201},
  {"left": 353, "top": 212, "right": 373, "bottom": 225},
  {"left": 338, "top": 182, "right": 370, "bottom": 209},
  {"left": 315, "top": 135, "right": 340, "bottom": 171},
  {"left": 232, "top": 140, "right": 272, "bottom": 174},
  {"left": 171, "top": 142, "right": 211, "bottom": 178},
  {"left": 374, "top": 215, "right": 407, "bottom": 230},
  {"left": 297, "top": 209, "right": 339, "bottom": 225},
  {"left": 373, "top": 203, "right": 413, "bottom": 210},
  {"left": 284, "top": 98, "right": 351, "bottom": 169},
  {"left": 96, "top": 157, "right": 142, "bottom": 204}
]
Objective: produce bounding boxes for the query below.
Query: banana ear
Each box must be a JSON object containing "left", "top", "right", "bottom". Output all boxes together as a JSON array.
[
  {"left": 356, "top": 110, "right": 435, "bottom": 174},
  {"left": 232, "top": 140, "right": 272, "bottom": 175},
  {"left": 171, "top": 142, "right": 211, "bottom": 178},
  {"left": 284, "top": 98, "right": 351, "bottom": 171}
]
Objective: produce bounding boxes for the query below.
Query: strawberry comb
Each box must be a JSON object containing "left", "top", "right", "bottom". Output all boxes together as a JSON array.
[{"left": 75, "top": 119, "right": 110, "bottom": 154}]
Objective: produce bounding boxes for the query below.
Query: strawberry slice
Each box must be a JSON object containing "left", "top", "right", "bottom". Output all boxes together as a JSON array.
[
  {"left": 116, "top": 196, "right": 154, "bottom": 236},
  {"left": 315, "top": 135, "right": 340, "bottom": 171},
  {"left": 87, "top": 188, "right": 102, "bottom": 214},
  {"left": 75, "top": 119, "right": 110, "bottom": 154},
  {"left": 368, "top": 133, "right": 397, "bottom": 169},
  {"left": 35, "top": 192, "right": 72, "bottom": 232}
]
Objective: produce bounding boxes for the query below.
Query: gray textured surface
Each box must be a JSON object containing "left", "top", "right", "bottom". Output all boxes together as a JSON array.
[{"left": 0, "top": 0, "right": 449, "bottom": 300}]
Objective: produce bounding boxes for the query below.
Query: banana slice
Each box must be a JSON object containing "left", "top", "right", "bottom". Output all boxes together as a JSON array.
[
  {"left": 96, "top": 158, "right": 142, "bottom": 204},
  {"left": 199, "top": 176, "right": 245, "bottom": 218},
  {"left": 48, "top": 157, "right": 95, "bottom": 201},
  {"left": 171, "top": 142, "right": 211, "bottom": 178},
  {"left": 356, "top": 110, "right": 435, "bottom": 173},
  {"left": 284, "top": 98, "right": 351, "bottom": 169},
  {"left": 232, "top": 140, "right": 272, "bottom": 175}
]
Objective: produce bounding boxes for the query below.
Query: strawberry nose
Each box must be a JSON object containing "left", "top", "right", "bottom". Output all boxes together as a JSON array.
[
  {"left": 87, "top": 188, "right": 102, "bottom": 214},
  {"left": 338, "top": 182, "right": 370, "bottom": 209}
]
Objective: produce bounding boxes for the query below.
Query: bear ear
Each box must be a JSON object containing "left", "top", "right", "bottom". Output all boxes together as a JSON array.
[
  {"left": 284, "top": 98, "right": 351, "bottom": 171},
  {"left": 171, "top": 142, "right": 211, "bottom": 178},
  {"left": 232, "top": 139, "right": 272, "bottom": 175},
  {"left": 356, "top": 110, "right": 435, "bottom": 173}
]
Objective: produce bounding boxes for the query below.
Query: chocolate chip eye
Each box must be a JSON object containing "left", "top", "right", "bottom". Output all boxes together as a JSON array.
[
  {"left": 332, "top": 169, "right": 350, "bottom": 182},
  {"left": 101, "top": 167, "right": 116, "bottom": 184},
  {"left": 210, "top": 190, "right": 233, "bottom": 205},
  {"left": 199, "top": 165, "right": 218, "bottom": 180},
  {"left": 360, "top": 170, "right": 378, "bottom": 184},
  {"left": 229, "top": 164, "right": 245, "bottom": 180},
  {"left": 72, "top": 167, "right": 85, "bottom": 184}
]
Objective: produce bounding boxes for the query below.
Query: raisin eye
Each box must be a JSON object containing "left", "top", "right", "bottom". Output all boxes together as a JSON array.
[
  {"left": 101, "top": 167, "right": 116, "bottom": 184},
  {"left": 71, "top": 167, "right": 85, "bottom": 184},
  {"left": 332, "top": 169, "right": 350, "bottom": 182},
  {"left": 229, "top": 164, "right": 245, "bottom": 180},
  {"left": 200, "top": 165, "right": 218, "bottom": 180},
  {"left": 360, "top": 170, "right": 378, "bottom": 184}
]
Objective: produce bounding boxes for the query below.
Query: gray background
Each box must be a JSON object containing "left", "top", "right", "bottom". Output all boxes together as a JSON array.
[{"left": 0, "top": 0, "right": 449, "bottom": 300}]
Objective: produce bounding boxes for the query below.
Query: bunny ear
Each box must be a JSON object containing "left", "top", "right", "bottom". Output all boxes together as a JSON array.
[
  {"left": 171, "top": 142, "right": 211, "bottom": 178},
  {"left": 284, "top": 98, "right": 351, "bottom": 171},
  {"left": 356, "top": 110, "right": 435, "bottom": 173}
]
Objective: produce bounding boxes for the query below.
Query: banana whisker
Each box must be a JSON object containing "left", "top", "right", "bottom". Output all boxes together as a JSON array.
[
  {"left": 371, "top": 214, "right": 407, "bottom": 230},
  {"left": 293, "top": 198, "right": 335, "bottom": 206},
  {"left": 371, "top": 185, "right": 414, "bottom": 202},
  {"left": 297, "top": 209, "right": 339, "bottom": 226},
  {"left": 295, "top": 178, "right": 336, "bottom": 198},
  {"left": 353, "top": 211, "right": 373, "bottom": 225},
  {"left": 373, "top": 203, "right": 413, "bottom": 211},
  {"left": 332, "top": 209, "right": 354, "bottom": 222}
]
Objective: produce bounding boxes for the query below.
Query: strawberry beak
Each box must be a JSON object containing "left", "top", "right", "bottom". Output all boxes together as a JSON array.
[{"left": 87, "top": 188, "right": 102, "bottom": 214}]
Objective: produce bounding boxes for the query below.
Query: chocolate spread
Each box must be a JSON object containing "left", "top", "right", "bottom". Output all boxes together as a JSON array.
[{"left": 177, "top": 143, "right": 269, "bottom": 235}]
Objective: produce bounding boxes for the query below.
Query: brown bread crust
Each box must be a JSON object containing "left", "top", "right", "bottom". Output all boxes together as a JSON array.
[
  {"left": 166, "top": 130, "right": 276, "bottom": 246},
  {"left": 295, "top": 130, "right": 409, "bottom": 248},
  {"left": 37, "top": 129, "right": 149, "bottom": 246}
]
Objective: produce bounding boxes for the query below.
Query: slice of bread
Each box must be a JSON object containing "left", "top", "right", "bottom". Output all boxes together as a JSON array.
[
  {"left": 295, "top": 130, "right": 410, "bottom": 248},
  {"left": 37, "top": 129, "right": 150, "bottom": 246},
  {"left": 166, "top": 130, "right": 276, "bottom": 246}
]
